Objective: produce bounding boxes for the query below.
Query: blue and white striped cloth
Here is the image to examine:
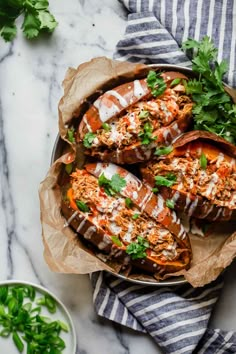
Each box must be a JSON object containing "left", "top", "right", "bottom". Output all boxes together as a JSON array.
[{"left": 91, "top": 1, "right": 236, "bottom": 353}]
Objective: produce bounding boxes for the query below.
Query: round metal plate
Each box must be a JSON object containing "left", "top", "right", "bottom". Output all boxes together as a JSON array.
[{"left": 51, "top": 64, "right": 192, "bottom": 286}]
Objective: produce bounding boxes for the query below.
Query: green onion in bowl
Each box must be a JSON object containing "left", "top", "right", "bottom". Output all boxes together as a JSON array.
[{"left": 0, "top": 280, "right": 76, "bottom": 354}]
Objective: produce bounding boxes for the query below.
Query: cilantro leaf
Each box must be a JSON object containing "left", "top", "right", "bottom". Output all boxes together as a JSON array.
[
  {"left": 154, "top": 145, "right": 173, "bottom": 156},
  {"left": 0, "top": 23, "right": 17, "bottom": 41},
  {"left": 132, "top": 213, "right": 139, "bottom": 220},
  {"left": 126, "top": 236, "right": 149, "bottom": 260},
  {"left": 37, "top": 10, "right": 57, "bottom": 32},
  {"left": 76, "top": 200, "right": 90, "bottom": 213},
  {"left": 22, "top": 11, "right": 40, "bottom": 39},
  {"left": 98, "top": 173, "right": 126, "bottom": 196},
  {"left": 138, "top": 122, "right": 157, "bottom": 145},
  {"left": 83, "top": 132, "right": 96, "bottom": 148},
  {"left": 155, "top": 174, "right": 177, "bottom": 187},
  {"left": 110, "top": 174, "right": 127, "bottom": 193},
  {"left": 147, "top": 70, "right": 167, "bottom": 97},
  {"left": 139, "top": 110, "right": 150, "bottom": 119}
]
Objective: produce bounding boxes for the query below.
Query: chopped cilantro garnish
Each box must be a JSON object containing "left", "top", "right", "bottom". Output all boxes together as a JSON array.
[
  {"left": 98, "top": 173, "right": 126, "bottom": 196},
  {"left": 126, "top": 236, "right": 149, "bottom": 260},
  {"left": 139, "top": 110, "right": 150, "bottom": 119},
  {"left": 147, "top": 70, "right": 167, "bottom": 97},
  {"left": 138, "top": 122, "right": 157, "bottom": 145},
  {"left": 152, "top": 187, "right": 159, "bottom": 193},
  {"left": 125, "top": 198, "right": 133, "bottom": 208},
  {"left": 111, "top": 236, "right": 123, "bottom": 247},
  {"left": 200, "top": 153, "right": 207, "bottom": 169},
  {"left": 83, "top": 132, "right": 96, "bottom": 148},
  {"left": 76, "top": 200, "right": 90, "bottom": 212},
  {"left": 102, "top": 123, "right": 111, "bottom": 131},
  {"left": 132, "top": 213, "right": 140, "bottom": 220},
  {"left": 182, "top": 36, "right": 236, "bottom": 144},
  {"left": 155, "top": 174, "right": 177, "bottom": 187},
  {"left": 170, "top": 78, "right": 181, "bottom": 87},
  {"left": 67, "top": 127, "right": 75, "bottom": 143},
  {"left": 166, "top": 199, "right": 175, "bottom": 209},
  {"left": 154, "top": 145, "right": 173, "bottom": 156}
]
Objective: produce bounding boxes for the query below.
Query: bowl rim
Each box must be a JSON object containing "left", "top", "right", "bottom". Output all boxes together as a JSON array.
[
  {"left": 0, "top": 279, "right": 77, "bottom": 353},
  {"left": 51, "top": 63, "right": 198, "bottom": 287}
]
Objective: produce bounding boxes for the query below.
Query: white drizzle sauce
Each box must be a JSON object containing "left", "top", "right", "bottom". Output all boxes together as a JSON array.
[
  {"left": 84, "top": 226, "right": 96, "bottom": 239},
  {"left": 204, "top": 173, "right": 219, "bottom": 197},
  {"left": 188, "top": 198, "right": 199, "bottom": 216},
  {"left": 216, "top": 153, "right": 225, "bottom": 168},
  {"left": 67, "top": 210, "right": 79, "bottom": 224},
  {"left": 133, "top": 80, "right": 146, "bottom": 97},
  {"left": 94, "top": 99, "right": 120, "bottom": 123},
  {"left": 83, "top": 115, "right": 92, "bottom": 132},
  {"left": 172, "top": 122, "right": 181, "bottom": 134},
  {"left": 76, "top": 218, "right": 87, "bottom": 233},
  {"left": 123, "top": 223, "right": 133, "bottom": 243},
  {"left": 163, "top": 129, "right": 170, "bottom": 143},
  {"left": 106, "top": 90, "right": 128, "bottom": 107},
  {"left": 212, "top": 208, "right": 223, "bottom": 221}
]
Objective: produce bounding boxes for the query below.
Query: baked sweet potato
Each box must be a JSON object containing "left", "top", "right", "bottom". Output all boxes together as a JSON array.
[
  {"left": 77, "top": 71, "right": 193, "bottom": 164},
  {"left": 61, "top": 162, "right": 192, "bottom": 275},
  {"left": 141, "top": 131, "right": 236, "bottom": 221}
]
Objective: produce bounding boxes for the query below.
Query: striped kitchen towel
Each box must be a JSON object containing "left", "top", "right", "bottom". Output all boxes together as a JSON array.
[
  {"left": 91, "top": 1, "right": 236, "bottom": 353},
  {"left": 115, "top": 0, "right": 236, "bottom": 87},
  {"left": 91, "top": 273, "right": 236, "bottom": 354}
]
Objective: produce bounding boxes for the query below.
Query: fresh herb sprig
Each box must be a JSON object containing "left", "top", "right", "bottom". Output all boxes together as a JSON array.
[
  {"left": 98, "top": 173, "right": 126, "bottom": 196},
  {"left": 83, "top": 132, "right": 96, "bottom": 148},
  {"left": 147, "top": 70, "right": 167, "bottom": 97},
  {"left": 126, "top": 236, "right": 149, "bottom": 260},
  {"left": 138, "top": 122, "right": 157, "bottom": 145},
  {"left": 182, "top": 36, "right": 236, "bottom": 144},
  {"left": 0, "top": 0, "right": 58, "bottom": 42},
  {"left": 0, "top": 285, "right": 69, "bottom": 353}
]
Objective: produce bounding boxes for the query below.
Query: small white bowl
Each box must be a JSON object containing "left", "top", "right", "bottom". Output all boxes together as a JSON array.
[{"left": 0, "top": 280, "right": 77, "bottom": 354}]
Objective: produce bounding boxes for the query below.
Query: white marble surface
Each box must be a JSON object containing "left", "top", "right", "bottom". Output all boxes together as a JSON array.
[{"left": 0, "top": 0, "right": 236, "bottom": 353}]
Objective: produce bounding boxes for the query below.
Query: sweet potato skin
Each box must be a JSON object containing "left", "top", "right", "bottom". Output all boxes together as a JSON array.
[
  {"left": 141, "top": 131, "right": 236, "bottom": 221},
  {"left": 78, "top": 71, "right": 192, "bottom": 164},
  {"left": 61, "top": 162, "right": 192, "bottom": 274}
]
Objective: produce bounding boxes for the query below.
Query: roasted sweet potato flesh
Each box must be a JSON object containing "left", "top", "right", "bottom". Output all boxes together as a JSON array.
[
  {"left": 141, "top": 132, "right": 236, "bottom": 221},
  {"left": 61, "top": 163, "right": 192, "bottom": 275},
  {"left": 78, "top": 72, "right": 193, "bottom": 164}
]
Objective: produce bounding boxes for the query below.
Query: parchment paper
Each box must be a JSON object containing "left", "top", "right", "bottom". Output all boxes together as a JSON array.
[{"left": 39, "top": 57, "right": 236, "bottom": 287}]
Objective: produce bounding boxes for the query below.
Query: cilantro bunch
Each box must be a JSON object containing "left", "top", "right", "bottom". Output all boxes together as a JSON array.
[
  {"left": 0, "top": 0, "right": 57, "bottom": 42},
  {"left": 182, "top": 36, "right": 236, "bottom": 144}
]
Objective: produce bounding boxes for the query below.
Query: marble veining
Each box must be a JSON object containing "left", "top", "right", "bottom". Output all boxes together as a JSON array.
[{"left": 0, "top": 0, "right": 236, "bottom": 353}]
